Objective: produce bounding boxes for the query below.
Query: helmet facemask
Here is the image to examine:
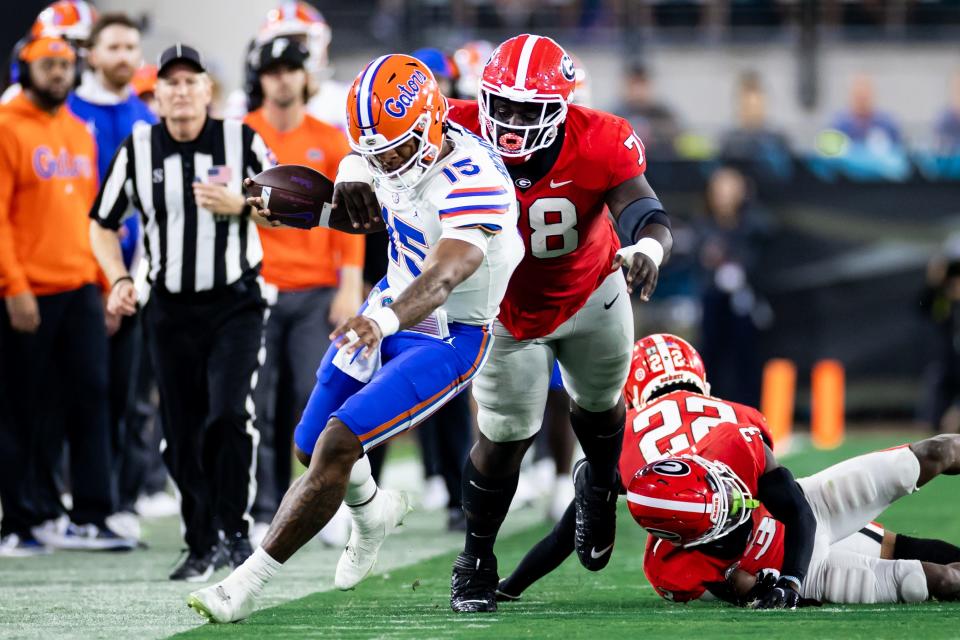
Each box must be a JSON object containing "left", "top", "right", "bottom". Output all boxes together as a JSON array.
[
  {"left": 681, "top": 455, "right": 756, "bottom": 548},
  {"left": 478, "top": 90, "right": 566, "bottom": 158},
  {"left": 353, "top": 113, "right": 441, "bottom": 193}
]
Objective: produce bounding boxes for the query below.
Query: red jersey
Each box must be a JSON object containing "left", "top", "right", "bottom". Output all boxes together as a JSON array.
[
  {"left": 638, "top": 422, "right": 783, "bottom": 603},
  {"left": 447, "top": 100, "right": 646, "bottom": 340},
  {"left": 643, "top": 505, "right": 785, "bottom": 602},
  {"left": 618, "top": 390, "right": 772, "bottom": 487}
]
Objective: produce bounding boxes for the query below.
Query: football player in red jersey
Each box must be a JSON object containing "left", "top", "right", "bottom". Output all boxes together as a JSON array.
[
  {"left": 495, "top": 334, "right": 960, "bottom": 607},
  {"left": 444, "top": 34, "right": 672, "bottom": 612},
  {"left": 333, "top": 34, "right": 672, "bottom": 613}
]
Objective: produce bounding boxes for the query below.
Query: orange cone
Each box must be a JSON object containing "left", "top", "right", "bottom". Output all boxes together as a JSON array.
[
  {"left": 812, "top": 359, "right": 845, "bottom": 449},
  {"left": 761, "top": 359, "right": 796, "bottom": 449}
]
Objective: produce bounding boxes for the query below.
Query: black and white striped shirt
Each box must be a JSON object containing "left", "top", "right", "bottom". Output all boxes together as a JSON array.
[{"left": 90, "top": 117, "right": 273, "bottom": 294}]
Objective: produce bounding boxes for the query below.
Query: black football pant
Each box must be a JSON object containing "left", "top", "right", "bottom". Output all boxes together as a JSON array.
[
  {"left": 144, "top": 280, "right": 264, "bottom": 552},
  {"left": 252, "top": 286, "right": 334, "bottom": 523},
  {"left": 109, "top": 314, "right": 168, "bottom": 512},
  {"left": 0, "top": 285, "right": 114, "bottom": 536}
]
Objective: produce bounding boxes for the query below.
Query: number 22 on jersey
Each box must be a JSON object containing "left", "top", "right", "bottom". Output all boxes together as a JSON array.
[{"left": 632, "top": 396, "right": 739, "bottom": 463}]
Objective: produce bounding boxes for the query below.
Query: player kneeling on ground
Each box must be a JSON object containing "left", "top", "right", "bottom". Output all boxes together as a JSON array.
[
  {"left": 186, "top": 53, "right": 523, "bottom": 623},
  {"left": 496, "top": 334, "right": 960, "bottom": 607}
]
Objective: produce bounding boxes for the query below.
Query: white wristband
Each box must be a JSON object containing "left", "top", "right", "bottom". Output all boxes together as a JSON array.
[
  {"left": 617, "top": 237, "right": 664, "bottom": 268},
  {"left": 368, "top": 306, "right": 400, "bottom": 338},
  {"left": 335, "top": 153, "right": 373, "bottom": 185}
]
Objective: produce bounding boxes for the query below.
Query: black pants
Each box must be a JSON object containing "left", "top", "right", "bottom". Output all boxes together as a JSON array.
[
  {"left": 143, "top": 281, "right": 264, "bottom": 552},
  {"left": 109, "top": 314, "right": 168, "bottom": 512},
  {"left": 252, "top": 286, "right": 334, "bottom": 523},
  {"left": 0, "top": 285, "right": 114, "bottom": 536}
]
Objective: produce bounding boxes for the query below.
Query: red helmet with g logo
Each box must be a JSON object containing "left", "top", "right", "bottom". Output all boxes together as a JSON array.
[
  {"left": 478, "top": 34, "right": 576, "bottom": 158},
  {"left": 626, "top": 456, "right": 755, "bottom": 547},
  {"left": 624, "top": 334, "right": 709, "bottom": 410}
]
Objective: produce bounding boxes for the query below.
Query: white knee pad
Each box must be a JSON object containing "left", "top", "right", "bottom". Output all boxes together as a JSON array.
[{"left": 893, "top": 560, "right": 929, "bottom": 603}]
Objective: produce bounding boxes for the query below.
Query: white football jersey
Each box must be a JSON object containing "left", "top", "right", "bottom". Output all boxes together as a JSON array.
[{"left": 375, "top": 123, "right": 523, "bottom": 325}]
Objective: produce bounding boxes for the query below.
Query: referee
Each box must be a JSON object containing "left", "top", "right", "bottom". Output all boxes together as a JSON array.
[{"left": 89, "top": 44, "right": 273, "bottom": 581}]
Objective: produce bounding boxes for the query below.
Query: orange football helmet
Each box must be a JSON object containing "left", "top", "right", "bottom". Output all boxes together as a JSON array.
[
  {"left": 31, "top": 0, "right": 98, "bottom": 44},
  {"left": 346, "top": 54, "right": 448, "bottom": 192},
  {"left": 624, "top": 334, "right": 710, "bottom": 410},
  {"left": 256, "top": 1, "right": 331, "bottom": 76}
]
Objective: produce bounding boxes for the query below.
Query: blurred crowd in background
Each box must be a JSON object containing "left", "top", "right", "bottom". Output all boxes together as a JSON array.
[{"left": 2, "top": 0, "right": 960, "bottom": 559}]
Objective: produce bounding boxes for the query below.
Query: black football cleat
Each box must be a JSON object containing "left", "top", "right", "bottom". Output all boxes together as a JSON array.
[
  {"left": 169, "top": 544, "right": 228, "bottom": 582},
  {"left": 573, "top": 458, "right": 618, "bottom": 571},
  {"left": 224, "top": 532, "right": 253, "bottom": 569},
  {"left": 450, "top": 553, "right": 499, "bottom": 612}
]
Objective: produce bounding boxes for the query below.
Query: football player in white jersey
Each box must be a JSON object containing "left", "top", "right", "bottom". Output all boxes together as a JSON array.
[{"left": 187, "top": 53, "right": 523, "bottom": 623}]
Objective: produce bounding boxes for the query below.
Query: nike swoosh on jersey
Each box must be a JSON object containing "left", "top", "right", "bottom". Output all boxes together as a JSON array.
[
  {"left": 603, "top": 293, "right": 620, "bottom": 310},
  {"left": 590, "top": 543, "right": 614, "bottom": 559},
  {"left": 549, "top": 179, "right": 573, "bottom": 188}
]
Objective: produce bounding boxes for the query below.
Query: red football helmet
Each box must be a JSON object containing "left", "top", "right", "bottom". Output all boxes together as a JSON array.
[
  {"left": 624, "top": 334, "right": 709, "bottom": 410},
  {"left": 626, "top": 455, "right": 756, "bottom": 547},
  {"left": 478, "top": 34, "right": 576, "bottom": 158}
]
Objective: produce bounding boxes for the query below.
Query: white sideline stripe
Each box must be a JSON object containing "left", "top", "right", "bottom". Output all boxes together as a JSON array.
[
  {"left": 626, "top": 491, "right": 712, "bottom": 514},
  {"left": 513, "top": 34, "right": 540, "bottom": 89}
]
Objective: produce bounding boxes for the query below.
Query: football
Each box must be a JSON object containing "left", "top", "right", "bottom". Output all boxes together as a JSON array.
[{"left": 245, "top": 164, "right": 335, "bottom": 229}]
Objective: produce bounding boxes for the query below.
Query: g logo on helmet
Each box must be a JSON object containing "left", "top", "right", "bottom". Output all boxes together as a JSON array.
[
  {"left": 383, "top": 70, "right": 429, "bottom": 118},
  {"left": 560, "top": 55, "right": 576, "bottom": 82},
  {"left": 651, "top": 459, "right": 691, "bottom": 476}
]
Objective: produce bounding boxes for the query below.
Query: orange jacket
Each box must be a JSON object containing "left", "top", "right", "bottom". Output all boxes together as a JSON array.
[
  {"left": 0, "top": 93, "right": 99, "bottom": 297},
  {"left": 245, "top": 109, "right": 363, "bottom": 291}
]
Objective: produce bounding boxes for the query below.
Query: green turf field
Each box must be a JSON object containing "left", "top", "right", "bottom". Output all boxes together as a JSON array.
[{"left": 2, "top": 433, "right": 959, "bottom": 639}]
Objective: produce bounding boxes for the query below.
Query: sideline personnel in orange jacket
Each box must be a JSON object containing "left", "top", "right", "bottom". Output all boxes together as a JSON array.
[{"left": 0, "top": 37, "right": 132, "bottom": 557}]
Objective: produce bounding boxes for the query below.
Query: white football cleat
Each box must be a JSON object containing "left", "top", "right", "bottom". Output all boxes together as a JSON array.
[
  {"left": 187, "top": 579, "right": 258, "bottom": 624},
  {"left": 335, "top": 490, "right": 412, "bottom": 590}
]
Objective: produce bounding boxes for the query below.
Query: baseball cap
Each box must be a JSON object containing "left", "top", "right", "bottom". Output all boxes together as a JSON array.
[
  {"left": 157, "top": 43, "right": 205, "bottom": 77},
  {"left": 256, "top": 37, "right": 309, "bottom": 74},
  {"left": 20, "top": 37, "right": 76, "bottom": 63}
]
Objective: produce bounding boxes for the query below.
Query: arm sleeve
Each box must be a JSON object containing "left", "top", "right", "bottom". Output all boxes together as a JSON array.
[
  {"left": 607, "top": 117, "right": 647, "bottom": 191},
  {"left": 89, "top": 137, "right": 134, "bottom": 231},
  {"left": 0, "top": 130, "right": 27, "bottom": 296},
  {"left": 756, "top": 465, "right": 816, "bottom": 584}
]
